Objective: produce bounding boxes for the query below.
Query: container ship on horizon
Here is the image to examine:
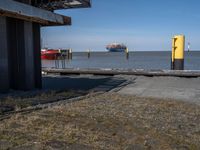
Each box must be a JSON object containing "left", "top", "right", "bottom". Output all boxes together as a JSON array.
[{"left": 106, "top": 43, "right": 127, "bottom": 52}]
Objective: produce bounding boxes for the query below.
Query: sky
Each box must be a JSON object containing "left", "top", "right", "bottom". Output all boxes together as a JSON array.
[{"left": 41, "top": 0, "right": 200, "bottom": 51}]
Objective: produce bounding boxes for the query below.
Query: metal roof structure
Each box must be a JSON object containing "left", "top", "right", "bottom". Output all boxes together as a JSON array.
[
  {"left": 0, "top": 0, "right": 71, "bottom": 26},
  {"left": 1, "top": 0, "right": 91, "bottom": 26},
  {"left": 34, "top": 0, "right": 91, "bottom": 11}
]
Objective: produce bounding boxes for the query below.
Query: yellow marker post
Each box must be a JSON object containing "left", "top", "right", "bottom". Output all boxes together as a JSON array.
[{"left": 171, "top": 35, "right": 185, "bottom": 70}]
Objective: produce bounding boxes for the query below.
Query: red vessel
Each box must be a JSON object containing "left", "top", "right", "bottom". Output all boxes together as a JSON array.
[{"left": 41, "top": 49, "right": 60, "bottom": 60}]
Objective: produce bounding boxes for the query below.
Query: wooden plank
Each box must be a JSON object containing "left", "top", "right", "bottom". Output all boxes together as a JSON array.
[
  {"left": 42, "top": 68, "right": 200, "bottom": 78},
  {"left": 0, "top": 0, "right": 71, "bottom": 26}
]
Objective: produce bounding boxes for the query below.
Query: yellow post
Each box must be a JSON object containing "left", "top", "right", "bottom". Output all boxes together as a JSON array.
[{"left": 171, "top": 35, "right": 185, "bottom": 70}]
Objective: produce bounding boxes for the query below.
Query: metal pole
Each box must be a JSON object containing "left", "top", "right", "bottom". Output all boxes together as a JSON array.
[{"left": 171, "top": 35, "right": 185, "bottom": 70}]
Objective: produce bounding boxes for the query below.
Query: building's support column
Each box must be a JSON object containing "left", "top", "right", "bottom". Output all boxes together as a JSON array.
[
  {"left": 7, "top": 18, "right": 20, "bottom": 89},
  {"left": 24, "top": 21, "right": 35, "bottom": 89},
  {"left": 7, "top": 18, "right": 36, "bottom": 90},
  {"left": 0, "top": 16, "right": 9, "bottom": 92},
  {"left": 33, "top": 23, "right": 42, "bottom": 89}
]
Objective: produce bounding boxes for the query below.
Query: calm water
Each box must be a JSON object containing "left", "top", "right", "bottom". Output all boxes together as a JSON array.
[{"left": 42, "top": 51, "right": 200, "bottom": 70}]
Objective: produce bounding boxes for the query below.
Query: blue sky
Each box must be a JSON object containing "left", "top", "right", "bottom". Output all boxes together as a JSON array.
[{"left": 41, "top": 0, "right": 200, "bottom": 51}]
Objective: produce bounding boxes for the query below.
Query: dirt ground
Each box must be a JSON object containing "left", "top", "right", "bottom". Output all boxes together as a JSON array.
[{"left": 0, "top": 92, "right": 199, "bottom": 150}]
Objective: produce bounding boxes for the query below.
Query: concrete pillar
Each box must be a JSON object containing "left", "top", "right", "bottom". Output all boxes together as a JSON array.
[
  {"left": 7, "top": 18, "right": 40, "bottom": 90},
  {"left": 33, "top": 23, "right": 42, "bottom": 89},
  {"left": 7, "top": 18, "right": 20, "bottom": 89},
  {"left": 0, "top": 16, "right": 9, "bottom": 92},
  {"left": 7, "top": 0, "right": 40, "bottom": 90},
  {"left": 24, "top": 21, "right": 35, "bottom": 89}
]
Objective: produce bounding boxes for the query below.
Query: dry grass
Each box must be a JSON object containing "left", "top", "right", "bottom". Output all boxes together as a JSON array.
[
  {"left": 0, "top": 93, "right": 200, "bottom": 149},
  {"left": 0, "top": 90, "right": 86, "bottom": 115}
]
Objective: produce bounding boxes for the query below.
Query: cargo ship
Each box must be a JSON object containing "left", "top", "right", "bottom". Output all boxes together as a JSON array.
[
  {"left": 41, "top": 49, "right": 60, "bottom": 60},
  {"left": 106, "top": 43, "right": 127, "bottom": 52}
]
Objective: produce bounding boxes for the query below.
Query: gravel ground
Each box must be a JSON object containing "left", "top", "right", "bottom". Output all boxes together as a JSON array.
[{"left": 0, "top": 93, "right": 199, "bottom": 150}]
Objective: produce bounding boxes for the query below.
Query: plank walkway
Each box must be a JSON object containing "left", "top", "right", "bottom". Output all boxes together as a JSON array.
[{"left": 42, "top": 68, "right": 200, "bottom": 78}]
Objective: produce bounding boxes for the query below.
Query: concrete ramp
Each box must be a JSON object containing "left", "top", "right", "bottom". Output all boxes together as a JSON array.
[{"left": 118, "top": 76, "right": 200, "bottom": 105}]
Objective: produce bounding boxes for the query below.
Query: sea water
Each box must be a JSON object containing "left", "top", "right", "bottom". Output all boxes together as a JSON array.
[{"left": 42, "top": 51, "right": 200, "bottom": 70}]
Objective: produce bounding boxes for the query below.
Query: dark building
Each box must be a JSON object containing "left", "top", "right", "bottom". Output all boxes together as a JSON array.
[{"left": 0, "top": 0, "right": 91, "bottom": 92}]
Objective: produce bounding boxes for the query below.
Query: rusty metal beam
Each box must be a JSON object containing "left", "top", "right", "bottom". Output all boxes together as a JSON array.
[{"left": 0, "top": 0, "right": 71, "bottom": 26}]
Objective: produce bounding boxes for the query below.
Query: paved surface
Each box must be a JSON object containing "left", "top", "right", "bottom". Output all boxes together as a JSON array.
[
  {"left": 43, "top": 75, "right": 127, "bottom": 92},
  {"left": 2, "top": 75, "right": 199, "bottom": 105},
  {"left": 118, "top": 76, "right": 200, "bottom": 105},
  {"left": 43, "top": 75, "right": 200, "bottom": 105}
]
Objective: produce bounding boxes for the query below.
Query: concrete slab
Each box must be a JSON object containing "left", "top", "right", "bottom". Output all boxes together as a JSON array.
[{"left": 118, "top": 76, "right": 200, "bottom": 105}]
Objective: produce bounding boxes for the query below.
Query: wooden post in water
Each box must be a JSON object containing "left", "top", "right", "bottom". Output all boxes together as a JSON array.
[
  {"left": 68, "top": 48, "right": 72, "bottom": 60},
  {"left": 61, "top": 59, "right": 65, "bottom": 68},
  {"left": 126, "top": 48, "right": 129, "bottom": 60},
  {"left": 55, "top": 54, "right": 59, "bottom": 68},
  {"left": 87, "top": 49, "right": 91, "bottom": 58},
  {"left": 67, "top": 49, "right": 69, "bottom": 60},
  {"left": 59, "top": 49, "right": 64, "bottom": 68},
  {"left": 187, "top": 42, "right": 190, "bottom": 52}
]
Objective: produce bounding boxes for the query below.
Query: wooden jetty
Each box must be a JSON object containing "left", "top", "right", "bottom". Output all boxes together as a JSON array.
[{"left": 42, "top": 68, "right": 200, "bottom": 78}]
